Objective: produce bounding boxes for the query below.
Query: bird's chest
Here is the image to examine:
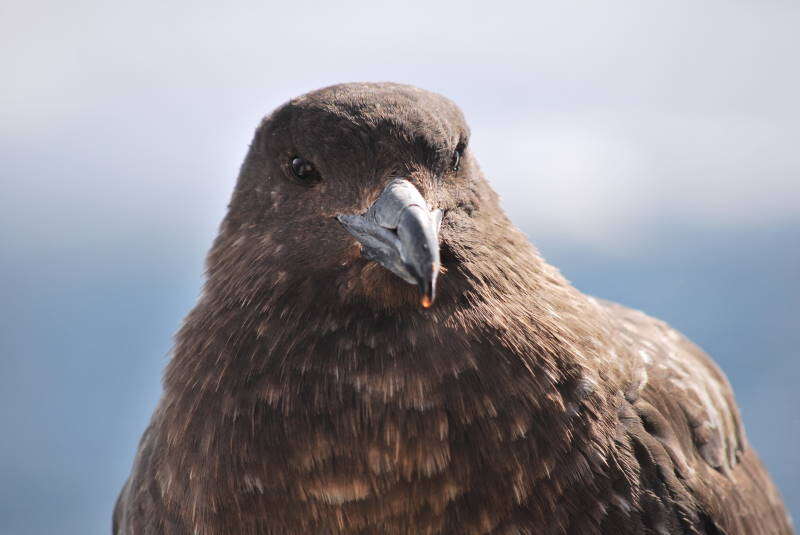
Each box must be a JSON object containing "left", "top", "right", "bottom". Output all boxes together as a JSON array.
[
  {"left": 185, "top": 358, "right": 582, "bottom": 533},
  {"left": 211, "top": 401, "right": 516, "bottom": 533},
  {"left": 170, "top": 320, "right": 597, "bottom": 533}
]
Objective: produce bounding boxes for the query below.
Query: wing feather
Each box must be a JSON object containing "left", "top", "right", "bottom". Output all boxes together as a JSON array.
[{"left": 602, "top": 301, "right": 793, "bottom": 534}]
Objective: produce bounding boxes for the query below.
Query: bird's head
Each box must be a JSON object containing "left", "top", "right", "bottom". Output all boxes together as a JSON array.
[{"left": 213, "top": 82, "right": 506, "bottom": 311}]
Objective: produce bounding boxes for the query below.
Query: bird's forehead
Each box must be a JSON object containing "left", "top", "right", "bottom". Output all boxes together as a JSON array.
[{"left": 286, "top": 82, "right": 467, "bottom": 139}]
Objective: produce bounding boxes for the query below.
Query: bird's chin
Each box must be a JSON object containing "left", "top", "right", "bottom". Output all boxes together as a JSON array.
[{"left": 341, "top": 261, "right": 430, "bottom": 310}]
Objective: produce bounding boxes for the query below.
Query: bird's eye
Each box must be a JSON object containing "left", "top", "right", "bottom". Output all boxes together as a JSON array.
[
  {"left": 451, "top": 144, "right": 465, "bottom": 172},
  {"left": 290, "top": 156, "right": 321, "bottom": 185}
]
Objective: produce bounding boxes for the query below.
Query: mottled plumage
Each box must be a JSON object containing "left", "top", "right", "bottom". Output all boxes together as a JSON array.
[{"left": 114, "top": 83, "right": 793, "bottom": 534}]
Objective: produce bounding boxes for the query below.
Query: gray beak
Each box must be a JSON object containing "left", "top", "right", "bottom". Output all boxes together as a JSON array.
[{"left": 337, "top": 179, "right": 443, "bottom": 307}]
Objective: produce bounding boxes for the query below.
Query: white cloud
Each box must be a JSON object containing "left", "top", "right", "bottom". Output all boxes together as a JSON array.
[{"left": 477, "top": 110, "right": 800, "bottom": 249}]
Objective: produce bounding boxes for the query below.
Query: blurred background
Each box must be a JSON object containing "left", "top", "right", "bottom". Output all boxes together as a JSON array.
[{"left": 1, "top": 1, "right": 798, "bottom": 533}]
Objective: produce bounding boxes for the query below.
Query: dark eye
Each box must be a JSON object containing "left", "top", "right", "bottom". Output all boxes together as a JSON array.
[
  {"left": 290, "top": 156, "right": 321, "bottom": 184},
  {"left": 451, "top": 144, "right": 465, "bottom": 172}
]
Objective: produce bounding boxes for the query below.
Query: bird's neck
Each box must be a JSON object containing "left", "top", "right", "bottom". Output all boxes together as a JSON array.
[{"left": 162, "top": 226, "right": 618, "bottom": 441}]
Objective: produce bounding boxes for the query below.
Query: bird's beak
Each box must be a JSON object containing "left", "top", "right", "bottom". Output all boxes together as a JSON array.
[{"left": 337, "top": 179, "right": 443, "bottom": 307}]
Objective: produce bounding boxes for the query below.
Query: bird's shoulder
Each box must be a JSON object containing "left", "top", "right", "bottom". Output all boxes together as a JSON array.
[
  {"left": 598, "top": 299, "right": 745, "bottom": 474},
  {"left": 113, "top": 414, "right": 188, "bottom": 534},
  {"left": 594, "top": 299, "right": 793, "bottom": 534}
]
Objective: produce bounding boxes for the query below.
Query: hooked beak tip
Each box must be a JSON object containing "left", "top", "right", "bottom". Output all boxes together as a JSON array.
[
  {"left": 421, "top": 295, "right": 433, "bottom": 308},
  {"left": 418, "top": 269, "right": 437, "bottom": 308}
]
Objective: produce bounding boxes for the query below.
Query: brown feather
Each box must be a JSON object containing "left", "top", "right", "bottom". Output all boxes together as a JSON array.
[{"left": 114, "top": 82, "right": 793, "bottom": 535}]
